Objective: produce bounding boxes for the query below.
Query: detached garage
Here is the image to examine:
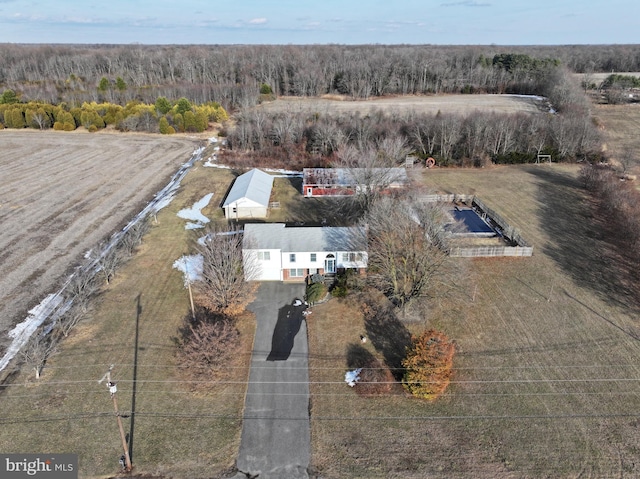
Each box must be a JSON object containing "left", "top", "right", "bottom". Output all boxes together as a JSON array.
[{"left": 222, "top": 168, "right": 274, "bottom": 219}]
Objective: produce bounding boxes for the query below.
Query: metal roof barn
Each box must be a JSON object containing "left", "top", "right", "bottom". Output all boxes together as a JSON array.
[{"left": 222, "top": 168, "right": 274, "bottom": 219}]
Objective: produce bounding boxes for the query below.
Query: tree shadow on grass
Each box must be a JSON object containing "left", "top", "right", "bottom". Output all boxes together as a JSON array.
[
  {"left": 528, "top": 166, "right": 640, "bottom": 315},
  {"left": 359, "top": 292, "right": 412, "bottom": 380}
]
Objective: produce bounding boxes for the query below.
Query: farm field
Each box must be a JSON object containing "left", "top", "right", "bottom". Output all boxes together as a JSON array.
[
  {"left": 0, "top": 130, "right": 199, "bottom": 361},
  {"left": 0, "top": 160, "right": 253, "bottom": 478},
  {"left": 257, "top": 93, "right": 548, "bottom": 116},
  {"left": 308, "top": 164, "right": 640, "bottom": 478},
  {"left": 593, "top": 103, "right": 640, "bottom": 167}
]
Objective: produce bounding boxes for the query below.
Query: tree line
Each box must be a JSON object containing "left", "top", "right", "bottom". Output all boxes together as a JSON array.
[
  {"left": 0, "top": 94, "right": 227, "bottom": 133},
  {"left": 2, "top": 44, "right": 638, "bottom": 110},
  {"left": 224, "top": 107, "right": 601, "bottom": 168}
]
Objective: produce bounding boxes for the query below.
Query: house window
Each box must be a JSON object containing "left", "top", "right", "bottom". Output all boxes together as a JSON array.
[
  {"left": 310, "top": 253, "right": 317, "bottom": 262},
  {"left": 258, "top": 251, "right": 270, "bottom": 261},
  {"left": 341, "top": 252, "right": 363, "bottom": 262},
  {"left": 290, "top": 253, "right": 296, "bottom": 263},
  {"left": 290, "top": 268, "right": 305, "bottom": 277}
]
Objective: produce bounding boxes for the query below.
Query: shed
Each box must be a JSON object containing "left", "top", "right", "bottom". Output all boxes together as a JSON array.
[{"left": 222, "top": 168, "right": 274, "bottom": 219}]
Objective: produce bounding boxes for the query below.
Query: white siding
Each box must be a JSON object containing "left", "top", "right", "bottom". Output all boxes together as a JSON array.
[
  {"left": 337, "top": 251, "right": 368, "bottom": 269},
  {"left": 244, "top": 249, "right": 281, "bottom": 281},
  {"left": 224, "top": 197, "right": 269, "bottom": 219}
]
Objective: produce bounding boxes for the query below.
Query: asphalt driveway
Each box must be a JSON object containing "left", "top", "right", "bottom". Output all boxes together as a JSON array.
[{"left": 234, "top": 282, "right": 310, "bottom": 479}]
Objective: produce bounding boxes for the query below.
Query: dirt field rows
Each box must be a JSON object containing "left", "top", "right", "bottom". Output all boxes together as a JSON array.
[
  {"left": 0, "top": 130, "right": 200, "bottom": 358},
  {"left": 257, "top": 94, "right": 548, "bottom": 116}
]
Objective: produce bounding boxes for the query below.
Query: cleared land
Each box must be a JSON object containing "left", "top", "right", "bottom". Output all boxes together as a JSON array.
[
  {"left": 593, "top": 103, "right": 640, "bottom": 168},
  {"left": 308, "top": 164, "right": 640, "bottom": 478},
  {"left": 257, "top": 94, "right": 548, "bottom": 116},
  {"left": 0, "top": 130, "right": 199, "bottom": 359}
]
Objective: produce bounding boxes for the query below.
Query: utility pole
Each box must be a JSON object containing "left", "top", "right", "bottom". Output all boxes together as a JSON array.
[
  {"left": 184, "top": 258, "right": 196, "bottom": 321},
  {"left": 99, "top": 365, "right": 133, "bottom": 472}
]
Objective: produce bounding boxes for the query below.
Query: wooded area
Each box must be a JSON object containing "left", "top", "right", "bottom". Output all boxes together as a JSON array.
[{"left": 1, "top": 44, "right": 639, "bottom": 110}]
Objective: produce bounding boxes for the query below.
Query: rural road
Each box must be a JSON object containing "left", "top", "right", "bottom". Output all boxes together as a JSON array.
[{"left": 234, "top": 282, "right": 310, "bottom": 479}]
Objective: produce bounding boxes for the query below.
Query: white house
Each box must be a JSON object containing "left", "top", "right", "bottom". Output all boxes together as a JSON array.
[
  {"left": 222, "top": 168, "right": 274, "bottom": 219},
  {"left": 243, "top": 223, "right": 368, "bottom": 282}
]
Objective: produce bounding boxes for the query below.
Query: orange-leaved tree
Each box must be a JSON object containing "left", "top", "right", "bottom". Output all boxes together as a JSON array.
[{"left": 402, "top": 329, "right": 455, "bottom": 400}]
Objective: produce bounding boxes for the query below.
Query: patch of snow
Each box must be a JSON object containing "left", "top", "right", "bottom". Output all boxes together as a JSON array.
[
  {"left": 173, "top": 254, "right": 204, "bottom": 286},
  {"left": 204, "top": 158, "right": 231, "bottom": 169},
  {"left": 151, "top": 181, "right": 181, "bottom": 213},
  {"left": 177, "top": 193, "right": 213, "bottom": 228},
  {"left": 0, "top": 294, "right": 63, "bottom": 372},
  {"left": 506, "top": 94, "right": 546, "bottom": 101},
  {"left": 185, "top": 222, "right": 205, "bottom": 230},
  {"left": 197, "top": 235, "right": 209, "bottom": 246},
  {"left": 209, "top": 137, "right": 218, "bottom": 143},
  {"left": 345, "top": 368, "right": 362, "bottom": 387}
]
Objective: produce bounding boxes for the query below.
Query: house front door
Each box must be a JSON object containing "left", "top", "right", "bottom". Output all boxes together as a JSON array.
[{"left": 325, "top": 255, "right": 336, "bottom": 274}]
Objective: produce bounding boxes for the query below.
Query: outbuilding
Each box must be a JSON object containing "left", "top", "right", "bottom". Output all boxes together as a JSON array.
[
  {"left": 222, "top": 168, "right": 274, "bottom": 219},
  {"left": 302, "top": 167, "right": 409, "bottom": 197}
]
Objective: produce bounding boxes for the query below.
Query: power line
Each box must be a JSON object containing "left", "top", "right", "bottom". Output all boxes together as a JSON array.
[{"left": 2, "top": 410, "right": 640, "bottom": 425}]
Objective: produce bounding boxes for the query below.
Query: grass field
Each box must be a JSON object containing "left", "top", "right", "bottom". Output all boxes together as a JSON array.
[
  {"left": 257, "top": 94, "right": 547, "bottom": 116},
  {"left": 308, "top": 164, "right": 640, "bottom": 478},
  {"left": 593, "top": 103, "right": 640, "bottom": 169},
  {"left": 0, "top": 161, "right": 253, "bottom": 478}
]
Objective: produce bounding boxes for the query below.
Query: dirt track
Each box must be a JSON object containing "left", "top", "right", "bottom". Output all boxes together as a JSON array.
[
  {"left": 257, "top": 94, "right": 548, "bottom": 116},
  {"left": 0, "top": 130, "right": 200, "bottom": 357}
]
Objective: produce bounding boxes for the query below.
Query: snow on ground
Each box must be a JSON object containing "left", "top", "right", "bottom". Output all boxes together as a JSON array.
[
  {"left": 177, "top": 193, "right": 213, "bottom": 229},
  {"left": 345, "top": 368, "right": 362, "bottom": 387},
  {"left": 173, "top": 254, "right": 204, "bottom": 286},
  {"left": 203, "top": 157, "right": 231, "bottom": 169},
  {"left": 0, "top": 294, "right": 63, "bottom": 371},
  {"left": 151, "top": 182, "right": 181, "bottom": 213}
]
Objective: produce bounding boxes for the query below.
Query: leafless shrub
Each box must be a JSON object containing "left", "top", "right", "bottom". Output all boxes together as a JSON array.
[
  {"left": 92, "top": 243, "right": 123, "bottom": 285},
  {"left": 176, "top": 310, "right": 240, "bottom": 383},
  {"left": 54, "top": 303, "right": 90, "bottom": 339},
  {"left": 120, "top": 218, "right": 151, "bottom": 257},
  {"left": 356, "top": 358, "right": 396, "bottom": 397}
]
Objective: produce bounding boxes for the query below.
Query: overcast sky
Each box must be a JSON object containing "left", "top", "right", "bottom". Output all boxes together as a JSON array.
[{"left": 0, "top": 0, "right": 637, "bottom": 45}]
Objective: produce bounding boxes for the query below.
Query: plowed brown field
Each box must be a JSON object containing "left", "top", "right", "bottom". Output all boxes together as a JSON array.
[{"left": 0, "top": 130, "right": 199, "bottom": 357}]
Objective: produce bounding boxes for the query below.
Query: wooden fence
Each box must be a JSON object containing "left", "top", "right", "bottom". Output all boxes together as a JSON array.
[{"left": 421, "top": 194, "right": 533, "bottom": 258}]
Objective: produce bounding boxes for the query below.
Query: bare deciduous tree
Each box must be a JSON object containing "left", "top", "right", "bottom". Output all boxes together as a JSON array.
[
  {"left": 21, "top": 333, "right": 57, "bottom": 379},
  {"left": 93, "top": 243, "right": 122, "bottom": 285},
  {"left": 360, "top": 195, "right": 451, "bottom": 311},
  {"left": 194, "top": 225, "right": 259, "bottom": 316},
  {"left": 336, "top": 145, "right": 409, "bottom": 211}
]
